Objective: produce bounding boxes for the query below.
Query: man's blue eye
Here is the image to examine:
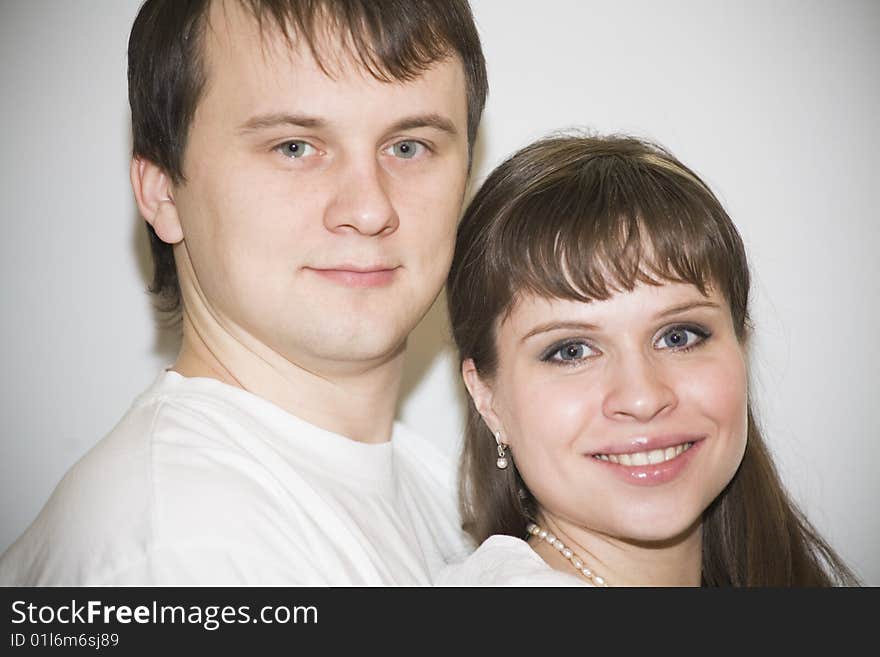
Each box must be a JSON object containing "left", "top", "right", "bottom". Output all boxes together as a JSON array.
[
  {"left": 391, "top": 140, "right": 421, "bottom": 159},
  {"left": 277, "top": 141, "right": 315, "bottom": 158}
]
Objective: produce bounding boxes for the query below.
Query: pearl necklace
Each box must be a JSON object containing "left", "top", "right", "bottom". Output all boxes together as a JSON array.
[{"left": 527, "top": 522, "right": 609, "bottom": 587}]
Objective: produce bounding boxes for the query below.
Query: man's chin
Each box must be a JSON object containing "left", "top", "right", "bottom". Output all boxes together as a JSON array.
[{"left": 292, "top": 326, "right": 411, "bottom": 371}]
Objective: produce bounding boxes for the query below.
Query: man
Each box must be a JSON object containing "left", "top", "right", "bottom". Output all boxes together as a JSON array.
[{"left": 0, "top": 0, "right": 486, "bottom": 585}]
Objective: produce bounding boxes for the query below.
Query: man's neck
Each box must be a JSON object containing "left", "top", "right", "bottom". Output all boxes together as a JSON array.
[{"left": 171, "top": 311, "right": 405, "bottom": 444}]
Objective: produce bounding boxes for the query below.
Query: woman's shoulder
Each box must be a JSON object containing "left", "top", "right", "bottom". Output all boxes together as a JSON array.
[{"left": 435, "top": 534, "right": 590, "bottom": 587}]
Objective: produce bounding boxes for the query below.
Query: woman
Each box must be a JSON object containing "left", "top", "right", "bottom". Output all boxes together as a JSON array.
[{"left": 440, "top": 134, "right": 857, "bottom": 586}]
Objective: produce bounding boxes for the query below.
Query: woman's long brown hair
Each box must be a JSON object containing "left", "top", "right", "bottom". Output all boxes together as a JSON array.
[{"left": 447, "top": 134, "right": 858, "bottom": 586}]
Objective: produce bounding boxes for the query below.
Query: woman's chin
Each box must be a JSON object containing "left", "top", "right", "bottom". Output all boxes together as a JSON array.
[{"left": 602, "top": 513, "right": 704, "bottom": 548}]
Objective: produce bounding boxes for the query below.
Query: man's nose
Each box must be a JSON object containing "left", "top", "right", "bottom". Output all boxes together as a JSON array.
[
  {"left": 601, "top": 353, "right": 677, "bottom": 423},
  {"left": 323, "top": 158, "right": 399, "bottom": 237}
]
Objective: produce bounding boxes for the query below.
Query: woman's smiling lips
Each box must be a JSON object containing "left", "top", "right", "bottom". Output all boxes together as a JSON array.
[
  {"left": 306, "top": 265, "right": 400, "bottom": 288},
  {"left": 587, "top": 435, "right": 706, "bottom": 486}
]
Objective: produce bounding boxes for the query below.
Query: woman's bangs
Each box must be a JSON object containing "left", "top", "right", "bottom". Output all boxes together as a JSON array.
[{"left": 498, "top": 161, "right": 729, "bottom": 308}]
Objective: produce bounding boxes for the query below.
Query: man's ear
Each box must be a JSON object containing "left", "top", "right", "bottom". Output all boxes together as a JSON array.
[
  {"left": 130, "top": 157, "right": 183, "bottom": 245},
  {"left": 462, "top": 358, "right": 504, "bottom": 438}
]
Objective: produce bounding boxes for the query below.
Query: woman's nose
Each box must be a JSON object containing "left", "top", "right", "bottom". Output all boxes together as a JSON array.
[{"left": 601, "top": 354, "right": 677, "bottom": 423}]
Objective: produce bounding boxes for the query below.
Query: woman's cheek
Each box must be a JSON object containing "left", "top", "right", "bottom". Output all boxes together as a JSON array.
[
  {"left": 505, "top": 372, "right": 599, "bottom": 456},
  {"left": 680, "top": 351, "right": 749, "bottom": 446}
]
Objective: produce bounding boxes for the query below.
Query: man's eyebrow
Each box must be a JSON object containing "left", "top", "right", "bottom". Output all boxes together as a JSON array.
[
  {"left": 521, "top": 321, "right": 600, "bottom": 342},
  {"left": 387, "top": 113, "right": 458, "bottom": 136},
  {"left": 655, "top": 300, "right": 721, "bottom": 318},
  {"left": 236, "top": 113, "right": 326, "bottom": 134},
  {"left": 235, "top": 112, "right": 458, "bottom": 137}
]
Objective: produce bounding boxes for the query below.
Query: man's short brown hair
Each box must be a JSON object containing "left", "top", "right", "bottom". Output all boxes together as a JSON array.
[{"left": 128, "top": 0, "right": 488, "bottom": 314}]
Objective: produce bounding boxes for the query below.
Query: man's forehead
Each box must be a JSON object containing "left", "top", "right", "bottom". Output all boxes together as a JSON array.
[
  {"left": 204, "top": 0, "right": 327, "bottom": 75},
  {"left": 203, "top": 0, "right": 453, "bottom": 87},
  {"left": 195, "top": 5, "right": 465, "bottom": 133}
]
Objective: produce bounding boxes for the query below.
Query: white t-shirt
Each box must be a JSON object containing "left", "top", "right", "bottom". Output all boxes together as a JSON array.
[
  {"left": 0, "top": 371, "right": 473, "bottom": 586},
  {"left": 436, "top": 535, "right": 591, "bottom": 586}
]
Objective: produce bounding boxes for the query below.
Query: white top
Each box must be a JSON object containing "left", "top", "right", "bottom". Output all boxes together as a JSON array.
[
  {"left": 0, "top": 371, "right": 472, "bottom": 586},
  {"left": 435, "top": 534, "right": 591, "bottom": 586}
]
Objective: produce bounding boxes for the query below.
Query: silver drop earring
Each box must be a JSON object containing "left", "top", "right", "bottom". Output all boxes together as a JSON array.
[{"left": 494, "top": 430, "right": 509, "bottom": 470}]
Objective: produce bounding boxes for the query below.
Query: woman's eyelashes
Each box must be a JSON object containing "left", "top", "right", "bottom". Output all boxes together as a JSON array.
[
  {"left": 538, "top": 324, "right": 712, "bottom": 366},
  {"left": 541, "top": 339, "right": 597, "bottom": 365},
  {"left": 653, "top": 324, "right": 711, "bottom": 352}
]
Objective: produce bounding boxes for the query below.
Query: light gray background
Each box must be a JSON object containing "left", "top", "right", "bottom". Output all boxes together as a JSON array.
[{"left": 1, "top": 0, "right": 877, "bottom": 584}]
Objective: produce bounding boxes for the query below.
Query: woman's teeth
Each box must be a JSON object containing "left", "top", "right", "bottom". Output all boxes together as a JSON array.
[{"left": 593, "top": 442, "right": 694, "bottom": 466}]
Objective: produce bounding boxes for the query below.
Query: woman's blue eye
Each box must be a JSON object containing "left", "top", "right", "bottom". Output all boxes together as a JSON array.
[
  {"left": 560, "top": 344, "right": 586, "bottom": 360},
  {"left": 277, "top": 140, "right": 315, "bottom": 159},
  {"left": 546, "top": 342, "right": 593, "bottom": 362},
  {"left": 655, "top": 326, "right": 708, "bottom": 350},
  {"left": 389, "top": 140, "right": 422, "bottom": 159}
]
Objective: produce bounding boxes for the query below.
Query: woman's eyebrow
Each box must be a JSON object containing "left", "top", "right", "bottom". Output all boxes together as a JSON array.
[
  {"left": 521, "top": 321, "right": 600, "bottom": 342},
  {"left": 655, "top": 300, "right": 721, "bottom": 319},
  {"left": 519, "top": 301, "right": 721, "bottom": 342}
]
